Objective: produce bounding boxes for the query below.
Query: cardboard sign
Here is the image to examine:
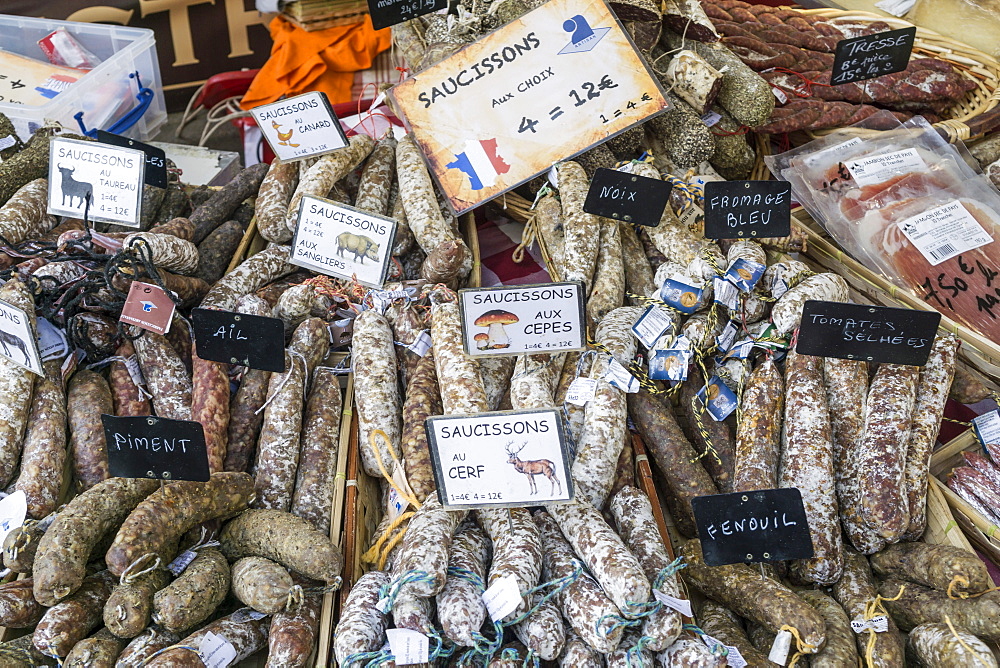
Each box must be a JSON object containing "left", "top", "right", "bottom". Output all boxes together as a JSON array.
[
  {"left": 191, "top": 308, "right": 286, "bottom": 372},
  {"left": 369, "top": 0, "right": 448, "bottom": 31},
  {"left": 692, "top": 488, "right": 814, "bottom": 566},
  {"left": 583, "top": 167, "right": 671, "bottom": 226},
  {"left": 703, "top": 181, "right": 791, "bottom": 239},
  {"left": 426, "top": 408, "right": 573, "bottom": 508},
  {"left": 390, "top": 0, "right": 670, "bottom": 214},
  {"left": 47, "top": 137, "right": 145, "bottom": 227},
  {"left": 95, "top": 131, "right": 168, "bottom": 189},
  {"left": 120, "top": 282, "right": 176, "bottom": 335},
  {"left": 458, "top": 283, "right": 586, "bottom": 357},
  {"left": 250, "top": 91, "right": 349, "bottom": 163},
  {"left": 291, "top": 195, "right": 397, "bottom": 288},
  {"left": 0, "top": 298, "right": 43, "bottom": 377},
  {"left": 102, "top": 415, "right": 211, "bottom": 482},
  {"left": 796, "top": 300, "right": 941, "bottom": 366},
  {"left": 831, "top": 26, "right": 916, "bottom": 85}
]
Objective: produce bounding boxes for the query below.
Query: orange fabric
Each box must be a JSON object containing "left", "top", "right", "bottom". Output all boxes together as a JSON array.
[{"left": 240, "top": 15, "right": 391, "bottom": 109}]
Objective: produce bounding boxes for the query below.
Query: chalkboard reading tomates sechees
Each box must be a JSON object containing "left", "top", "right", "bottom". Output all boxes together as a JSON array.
[
  {"left": 191, "top": 308, "right": 286, "bottom": 373},
  {"left": 692, "top": 488, "right": 813, "bottom": 566},
  {"left": 426, "top": 408, "right": 573, "bottom": 509},
  {"left": 703, "top": 180, "right": 791, "bottom": 239},
  {"left": 795, "top": 300, "right": 941, "bottom": 366},
  {"left": 830, "top": 26, "right": 916, "bottom": 85},
  {"left": 102, "top": 415, "right": 210, "bottom": 482},
  {"left": 583, "top": 167, "right": 671, "bottom": 227}
]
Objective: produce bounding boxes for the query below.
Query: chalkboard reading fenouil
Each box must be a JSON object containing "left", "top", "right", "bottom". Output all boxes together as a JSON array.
[
  {"left": 102, "top": 415, "right": 210, "bottom": 482},
  {"left": 703, "top": 180, "right": 791, "bottom": 239},
  {"left": 831, "top": 27, "right": 916, "bottom": 85},
  {"left": 692, "top": 488, "right": 813, "bottom": 566},
  {"left": 795, "top": 300, "right": 941, "bottom": 366},
  {"left": 583, "top": 167, "right": 671, "bottom": 227}
]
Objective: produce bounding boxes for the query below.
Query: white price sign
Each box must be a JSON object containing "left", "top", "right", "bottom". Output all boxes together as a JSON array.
[
  {"left": 425, "top": 408, "right": 573, "bottom": 508},
  {"left": 48, "top": 137, "right": 144, "bottom": 227},
  {"left": 250, "top": 91, "right": 349, "bottom": 162},
  {"left": 291, "top": 195, "right": 397, "bottom": 288},
  {"left": 389, "top": 0, "right": 670, "bottom": 214},
  {"left": 458, "top": 282, "right": 586, "bottom": 357},
  {"left": 0, "top": 298, "right": 43, "bottom": 376}
]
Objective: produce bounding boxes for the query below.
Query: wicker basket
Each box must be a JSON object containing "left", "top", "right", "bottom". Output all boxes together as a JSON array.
[{"left": 790, "top": 8, "right": 1000, "bottom": 142}]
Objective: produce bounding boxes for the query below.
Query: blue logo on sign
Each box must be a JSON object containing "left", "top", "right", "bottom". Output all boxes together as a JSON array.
[
  {"left": 558, "top": 15, "right": 610, "bottom": 54},
  {"left": 140, "top": 301, "right": 157, "bottom": 313}
]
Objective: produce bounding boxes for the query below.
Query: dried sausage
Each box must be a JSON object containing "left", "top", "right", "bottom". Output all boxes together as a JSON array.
[
  {"left": 586, "top": 219, "right": 625, "bottom": 327},
  {"left": 266, "top": 585, "right": 321, "bottom": 668},
  {"left": 353, "top": 309, "right": 402, "bottom": 477},
  {"left": 780, "top": 349, "right": 842, "bottom": 585},
  {"left": 696, "top": 601, "right": 773, "bottom": 667},
  {"left": 194, "top": 220, "right": 245, "bottom": 284},
  {"left": 0, "top": 279, "right": 36, "bottom": 487},
  {"left": 880, "top": 578, "right": 1000, "bottom": 641},
  {"left": 201, "top": 246, "right": 296, "bottom": 311},
  {"left": 477, "top": 507, "right": 542, "bottom": 620},
  {"left": 906, "top": 622, "right": 997, "bottom": 667},
  {"left": 108, "top": 340, "right": 151, "bottom": 417},
  {"left": 830, "top": 547, "right": 905, "bottom": 668},
  {"left": 152, "top": 547, "right": 230, "bottom": 633},
  {"left": 431, "top": 294, "right": 489, "bottom": 415},
  {"left": 224, "top": 295, "right": 273, "bottom": 473},
  {"left": 557, "top": 161, "right": 600, "bottom": 293},
  {"left": 191, "top": 339, "right": 230, "bottom": 475},
  {"left": 796, "top": 589, "right": 859, "bottom": 668},
  {"left": 437, "top": 521, "right": 491, "bottom": 647},
  {"left": 287, "top": 135, "right": 374, "bottom": 233},
  {"left": 232, "top": 556, "right": 298, "bottom": 614},
  {"left": 0, "top": 578, "right": 46, "bottom": 628},
  {"left": 870, "top": 542, "right": 991, "bottom": 595},
  {"left": 33, "top": 570, "right": 117, "bottom": 657},
  {"left": 132, "top": 329, "right": 192, "bottom": 422},
  {"left": 401, "top": 351, "right": 441, "bottom": 503},
  {"left": 63, "top": 628, "right": 126, "bottom": 667},
  {"left": 15, "top": 360, "right": 67, "bottom": 518},
  {"left": 116, "top": 627, "right": 181, "bottom": 668},
  {"left": 219, "top": 508, "right": 343, "bottom": 583},
  {"left": 771, "top": 273, "right": 848, "bottom": 334},
  {"left": 334, "top": 570, "right": 389, "bottom": 664},
  {"left": 33, "top": 478, "right": 158, "bottom": 606},
  {"left": 188, "top": 162, "right": 267, "bottom": 243},
  {"left": 257, "top": 160, "right": 299, "bottom": 243},
  {"left": 390, "top": 495, "right": 466, "bottom": 598},
  {"left": 106, "top": 473, "right": 254, "bottom": 577},
  {"left": 734, "top": 359, "right": 783, "bottom": 492},
  {"left": 104, "top": 567, "right": 172, "bottom": 638},
  {"left": 291, "top": 367, "right": 342, "bottom": 534},
  {"left": 145, "top": 608, "right": 271, "bottom": 667}
]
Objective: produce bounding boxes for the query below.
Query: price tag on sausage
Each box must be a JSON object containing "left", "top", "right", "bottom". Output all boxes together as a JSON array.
[
  {"left": 652, "top": 590, "right": 692, "bottom": 617},
  {"left": 192, "top": 308, "right": 286, "bottom": 372},
  {"left": 120, "top": 281, "right": 176, "bottom": 335},
  {"left": 831, "top": 26, "right": 915, "bottom": 85},
  {"left": 47, "top": 137, "right": 145, "bottom": 227},
  {"left": 95, "top": 131, "right": 168, "bottom": 189},
  {"left": 482, "top": 574, "right": 522, "bottom": 622},
  {"left": 0, "top": 491, "right": 27, "bottom": 545},
  {"left": 368, "top": 0, "right": 447, "bottom": 30},
  {"left": 458, "top": 282, "right": 586, "bottom": 357},
  {"left": 691, "top": 488, "right": 813, "bottom": 566},
  {"left": 249, "top": 91, "right": 348, "bottom": 162},
  {"left": 583, "top": 167, "right": 671, "bottom": 227},
  {"left": 0, "top": 297, "right": 44, "bottom": 376},
  {"left": 973, "top": 411, "right": 1000, "bottom": 446},
  {"left": 632, "top": 304, "right": 674, "bottom": 349},
  {"left": 386, "top": 629, "right": 430, "bottom": 665},
  {"left": 198, "top": 631, "right": 237, "bottom": 668},
  {"left": 291, "top": 195, "right": 397, "bottom": 289},
  {"left": 102, "top": 415, "right": 211, "bottom": 482},
  {"left": 703, "top": 181, "right": 791, "bottom": 240},
  {"left": 425, "top": 408, "right": 573, "bottom": 509},
  {"left": 389, "top": 0, "right": 670, "bottom": 215},
  {"left": 795, "top": 300, "right": 941, "bottom": 366}
]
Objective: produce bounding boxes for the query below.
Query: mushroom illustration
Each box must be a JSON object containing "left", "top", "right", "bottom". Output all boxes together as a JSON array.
[
  {"left": 474, "top": 332, "right": 490, "bottom": 350},
  {"left": 474, "top": 309, "right": 518, "bottom": 349}
]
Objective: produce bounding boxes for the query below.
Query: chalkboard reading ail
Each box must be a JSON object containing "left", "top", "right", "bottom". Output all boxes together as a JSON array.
[
  {"left": 796, "top": 300, "right": 941, "bottom": 366},
  {"left": 703, "top": 180, "right": 791, "bottom": 239}
]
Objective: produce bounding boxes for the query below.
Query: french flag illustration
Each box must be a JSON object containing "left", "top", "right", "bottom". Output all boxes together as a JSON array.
[{"left": 446, "top": 138, "right": 511, "bottom": 190}]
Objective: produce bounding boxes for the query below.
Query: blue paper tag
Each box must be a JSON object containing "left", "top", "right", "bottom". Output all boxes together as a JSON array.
[
  {"left": 696, "top": 376, "right": 739, "bottom": 421},
  {"left": 659, "top": 279, "right": 703, "bottom": 315},
  {"left": 725, "top": 259, "right": 766, "bottom": 293},
  {"left": 649, "top": 348, "right": 691, "bottom": 380}
]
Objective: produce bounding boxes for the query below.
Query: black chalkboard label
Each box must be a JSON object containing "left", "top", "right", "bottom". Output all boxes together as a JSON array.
[
  {"left": 103, "top": 415, "right": 210, "bottom": 482},
  {"left": 583, "top": 168, "right": 671, "bottom": 227},
  {"left": 703, "top": 181, "right": 791, "bottom": 239},
  {"left": 796, "top": 300, "right": 940, "bottom": 366},
  {"left": 831, "top": 27, "right": 916, "bottom": 85},
  {"left": 692, "top": 488, "right": 813, "bottom": 566},
  {"left": 368, "top": 0, "right": 448, "bottom": 30},
  {"left": 192, "top": 308, "right": 286, "bottom": 372},
  {"left": 95, "top": 131, "right": 168, "bottom": 189}
]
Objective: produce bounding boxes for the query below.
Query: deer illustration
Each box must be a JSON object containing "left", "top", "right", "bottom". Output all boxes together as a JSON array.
[
  {"left": 506, "top": 441, "right": 562, "bottom": 496},
  {"left": 57, "top": 164, "right": 93, "bottom": 209}
]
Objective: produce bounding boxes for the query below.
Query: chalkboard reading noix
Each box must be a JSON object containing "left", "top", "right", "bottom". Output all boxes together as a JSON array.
[
  {"left": 795, "top": 300, "right": 941, "bottom": 366},
  {"left": 703, "top": 180, "right": 791, "bottom": 239},
  {"left": 192, "top": 308, "right": 286, "bottom": 372},
  {"left": 831, "top": 27, "right": 916, "bottom": 85},
  {"left": 692, "top": 488, "right": 813, "bottom": 566},
  {"left": 583, "top": 167, "right": 671, "bottom": 227},
  {"left": 103, "top": 415, "right": 210, "bottom": 482}
]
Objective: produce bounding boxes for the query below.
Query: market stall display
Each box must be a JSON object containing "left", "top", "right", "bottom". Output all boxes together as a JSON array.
[{"left": 0, "top": 0, "right": 997, "bottom": 664}]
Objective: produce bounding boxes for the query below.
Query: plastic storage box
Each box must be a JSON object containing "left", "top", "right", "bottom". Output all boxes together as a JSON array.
[{"left": 0, "top": 14, "right": 166, "bottom": 142}]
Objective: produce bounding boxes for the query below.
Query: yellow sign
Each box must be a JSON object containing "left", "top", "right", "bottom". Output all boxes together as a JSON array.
[{"left": 390, "top": 0, "right": 669, "bottom": 214}]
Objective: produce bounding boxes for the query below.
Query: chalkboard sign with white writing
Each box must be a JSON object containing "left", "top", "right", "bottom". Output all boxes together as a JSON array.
[
  {"left": 96, "top": 131, "right": 168, "bottom": 190},
  {"left": 192, "top": 308, "right": 286, "bottom": 372},
  {"left": 368, "top": 0, "right": 448, "bottom": 30},
  {"left": 692, "top": 488, "right": 813, "bottom": 566},
  {"left": 583, "top": 168, "right": 671, "bottom": 227},
  {"left": 831, "top": 27, "right": 916, "bottom": 85},
  {"left": 703, "top": 180, "right": 791, "bottom": 239},
  {"left": 103, "top": 415, "right": 210, "bottom": 482},
  {"left": 796, "top": 300, "right": 941, "bottom": 366}
]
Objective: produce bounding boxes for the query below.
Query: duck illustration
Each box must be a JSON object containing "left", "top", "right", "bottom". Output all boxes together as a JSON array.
[{"left": 271, "top": 120, "right": 299, "bottom": 147}]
